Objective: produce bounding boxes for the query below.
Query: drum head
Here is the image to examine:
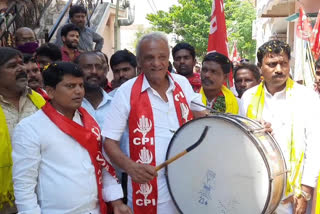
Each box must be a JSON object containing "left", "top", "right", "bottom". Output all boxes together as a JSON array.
[{"left": 166, "top": 116, "right": 270, "bottom": 214}]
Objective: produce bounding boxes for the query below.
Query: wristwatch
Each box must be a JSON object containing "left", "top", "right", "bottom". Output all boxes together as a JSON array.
[{"left": 300, "top": 190, "right": 312, "bottom": 201}]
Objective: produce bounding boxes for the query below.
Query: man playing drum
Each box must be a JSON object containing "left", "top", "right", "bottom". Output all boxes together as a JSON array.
[
  {"left": 199, "top": 52, "right": 239, "bottom": 114},
  {"left": 102, "top": 32, "right": 207, "bottom": 213},
  {"left": 239, "top": 40, "right": 320, "bottom": 214}
]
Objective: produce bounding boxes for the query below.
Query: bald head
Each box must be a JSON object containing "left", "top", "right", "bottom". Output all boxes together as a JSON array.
[{"left": 15, "top": 27, "right": 37, "bottom": 47}]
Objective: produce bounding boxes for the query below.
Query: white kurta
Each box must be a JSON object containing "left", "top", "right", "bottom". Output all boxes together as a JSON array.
[
  {"left": 12, "top": 110, "right": 123, "bottom": 214},
  {"left": 101, "top": 73, "right": 204, "bottom": 213},
  {"left": 239, "top": 83, "right": 320, "bottom": 214}
]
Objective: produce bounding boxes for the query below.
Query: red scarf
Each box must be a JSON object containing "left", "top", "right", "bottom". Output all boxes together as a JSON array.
[
  {"left": 129, "top": 72, "right": 193, "bottom": 214},
  {"left": 42, "top": 102, "right": 118, "bottom": 214},
  {"left": 37, "top": 88, "right": 50, "bottom": 101}
]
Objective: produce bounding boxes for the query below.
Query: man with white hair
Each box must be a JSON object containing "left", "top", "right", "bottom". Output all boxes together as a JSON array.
[{"left": 102, "top": 32, "right": 207, "bottom": 213}]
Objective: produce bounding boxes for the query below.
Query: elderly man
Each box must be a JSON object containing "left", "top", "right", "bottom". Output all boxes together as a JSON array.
[
  {"left": 102, "top": 32, "right": 206, "bottom": 213},
  {"left": 172, "top": 42, "right": 201, "bottom": 92},
  {"left": 15, "top": 27, "right": 38, "bottom": 54},
  {"left": 199, "top": 52, "right": 239, "bottom": 114},
  {"left": 55, "top": 5, "right": 104, "bottom": 51},
  {"left": 12, "top": 61, "right": 131, "bottom": 214},
  {"left": 240, "top": 40, "right": 320, "bottom": 214},
  {"left": 233, "top": 63, "right": 261, "bottom": 98},
  {"left": 0, "top": 47, "right": 45, "bottom": 213}
]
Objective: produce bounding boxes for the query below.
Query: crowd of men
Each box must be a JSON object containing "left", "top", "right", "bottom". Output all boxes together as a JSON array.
[{"left": 2, "top": 3, "right": 320, "bottom": 214}]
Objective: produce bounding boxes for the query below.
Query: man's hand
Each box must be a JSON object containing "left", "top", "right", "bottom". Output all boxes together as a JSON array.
[
  {"left": 111, "top": 199, "right": 133, "bottom": 214},
  {"left": 293, "top": 185, "right": 313, "bottom": 214},
  {"left": 127, "top": 162, "right": 157, "bottom": 183},
  {"left": 259, "top": 120, "right": 273, "bottom": 134},
  {"left": 293, "top": 196, "right": 308, "bottom": 214}
]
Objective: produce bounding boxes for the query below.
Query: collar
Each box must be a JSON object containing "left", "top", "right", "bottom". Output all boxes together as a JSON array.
[
  {"left": 264, "top": 84, "right": 286, "bottom": 98},
  {"left": 141, "top": 74, "right": 175, "bottom": 93},
  {"left": 83, "top": 88, "right": 112, "bottom": 109},
  {"left": 99, "top": 88, "right": 112, "bottom": 107},
  {"left": 61, "top": 46, "right": 79, "bottom": 54},
  {"left": 0, "top": 87, "right": 31, "bottom": 104}
]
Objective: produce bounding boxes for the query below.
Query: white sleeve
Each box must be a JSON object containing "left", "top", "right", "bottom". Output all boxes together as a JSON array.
[
  {"left": 101, "top": 148, "right": 124, "bottom": 202},
  {"left": 101, "top": 88, "right": 130, "bottom": 141},
  {"left": 12, "top": 122, "right": 41, "bottom": 214},
  {"left": 301, "top": 92, "right": 320, "bottom": 187},
  {"left": 101, "top": 168, "right": 124, "bottom": 202}
]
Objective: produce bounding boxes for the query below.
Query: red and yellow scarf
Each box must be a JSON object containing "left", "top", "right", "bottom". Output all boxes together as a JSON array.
[
  {"left": 42, "top": 102, "right": 118, "bottom": 214},
  {"left": 129, "top": 73, "right": 193, "bottom": 214}
]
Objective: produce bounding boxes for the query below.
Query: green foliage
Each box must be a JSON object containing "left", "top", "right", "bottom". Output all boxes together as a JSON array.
[{"left": 146, "top": 0, "right": 256, "bottom": 60}]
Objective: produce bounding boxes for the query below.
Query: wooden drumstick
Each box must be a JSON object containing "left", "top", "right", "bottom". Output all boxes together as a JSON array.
[{"left": 155, "top": 126, "right": 209, "bottom": 171}]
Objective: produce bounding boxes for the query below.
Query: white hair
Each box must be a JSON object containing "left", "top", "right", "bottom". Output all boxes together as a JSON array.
[{"left": 136, "top": 32, "right": 169, "bottom": 62}]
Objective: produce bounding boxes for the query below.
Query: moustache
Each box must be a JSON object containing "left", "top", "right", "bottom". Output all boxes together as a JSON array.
[
  {"left": 28, "top": 77, "right": 39, "bottom": 83},
  {"left": 87, "top": 75, "right": 101, "bottom": 80},
  {"left": 272, "top": 74, "right": 285, "bottom": 79},
  {"left": 201, "top": 78, "right": 213, "bottom": 85},
  {"left": 16, "top": 72, "right": 27, "bottom": 80}
]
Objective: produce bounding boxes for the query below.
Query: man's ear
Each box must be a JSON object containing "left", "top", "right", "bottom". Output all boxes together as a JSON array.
[
  {"left": 61, "top": 36, "right": 66, "bottom": 43},
  {"left": 45, "top": 86, "right": 55, "bottom": 100}
]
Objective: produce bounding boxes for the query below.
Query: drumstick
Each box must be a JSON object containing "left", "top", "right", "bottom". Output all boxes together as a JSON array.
[
  {"left": 191, "top": 101, "right": 220, "bottom": 114},
  {"left": 155, "top": 126, "right": 209, "bottom": 171}
]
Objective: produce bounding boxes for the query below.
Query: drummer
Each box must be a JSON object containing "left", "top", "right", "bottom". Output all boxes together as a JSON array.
[
  {"left": 199, "top": 52, "right": 239, "bottom": 114},
  {"left": 239, "top": 40, "right": 320, "bottom": 214},
  {"left": 101, "top": 32, "right": 207, "bottom": 213}
]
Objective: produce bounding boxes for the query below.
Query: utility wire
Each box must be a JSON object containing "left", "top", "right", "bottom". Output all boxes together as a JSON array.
[
  {"left": 150, "top": 0, "right": 158, "bottom": 12},
  {"left": 146, "top": 0, "right": 156, "bottom": 13}
]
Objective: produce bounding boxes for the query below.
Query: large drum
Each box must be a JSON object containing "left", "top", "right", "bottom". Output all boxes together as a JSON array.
[{"left": 166, "top": 115, "right": 286, "bottom": 214}]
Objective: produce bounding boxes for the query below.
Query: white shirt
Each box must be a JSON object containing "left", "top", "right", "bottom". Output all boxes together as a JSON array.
[
  {"left": 82, "top": 89, "right": 112, "bottom": 128},
  {"left": 101, "top": 74, "right": 204, "bottom": 207},
  {"left": 12, "top": 110, "right": 123, "bottom": 214},
  {"left": 240, "top": 83, "right": 320, "bottom": 188}
]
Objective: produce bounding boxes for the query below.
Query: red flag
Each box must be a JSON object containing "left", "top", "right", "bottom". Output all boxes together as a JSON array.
[
  {"left": 311, "top": 10, "right": 320, "bottom": 60},
  {"left": 296, "top": 7, "right": 313, "bottom": 41},
  {"left": 207, "top": 0, "right": 233, "bottom": 87},
  {"left": 232, "top": 41, "right": 241, "bottom": 62}
]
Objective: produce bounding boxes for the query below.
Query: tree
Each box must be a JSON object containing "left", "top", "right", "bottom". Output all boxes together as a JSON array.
[{"left": 147, "top": 0, "right": 256, "bottom": 60}]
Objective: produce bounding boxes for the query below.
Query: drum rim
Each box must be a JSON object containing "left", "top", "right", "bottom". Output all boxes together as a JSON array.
[{"left": 165, "top": 115, "right": 286, "bottom": 214}]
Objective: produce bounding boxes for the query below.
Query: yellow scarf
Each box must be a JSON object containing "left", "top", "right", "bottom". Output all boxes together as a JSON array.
[
  {"left": 246, "top": 78, "right": 304, "bottom": 197},
  {"left": 200, "top": 85, "right": 239, "bottom": 114},
  {"left": 316, "top": 172, "right": 320, "bottom": 213},
  {"left": 0, "top": 90, "right": 45, "bottom": 208}
]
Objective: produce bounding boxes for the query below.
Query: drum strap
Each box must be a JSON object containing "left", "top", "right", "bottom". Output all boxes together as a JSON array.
[
  {"left": 247, "top": 78, "right": 305, "bottom": 197},
  {"left": 129, "top": 72, "right": 193, "bottom": 214}
]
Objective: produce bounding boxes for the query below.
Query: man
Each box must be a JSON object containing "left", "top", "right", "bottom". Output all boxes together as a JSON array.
[
  {"left": 199, "top": 52, "right": 239, "bottom": 114},
  {"left": 0, "top": 47, "right": 45, "bottom": 213},
  {"left": 240, "top": 40, "right": 320, "bottom": 214},
  {"left": 12, "top": 61, "right": 132, "bottom": 214},
  {"left": 172, "top": 42, "right": 201, "bottom": 92},
  {"left": 35, "top": 43, "right": 62, "bottom": 72},
  {"left": 233, "top": 63, "right": 261, "bottom": 98},
  {"left": 55, "top": 5, "right": 104, "bottom": 51},
  {"left": 60, "top": 23, "right": 82, "bottom": 62},
  {"left": 75, "top": 51, "right": 111, "bottom": 128},
  {"left": 314, "top": 58, "right": 320, "bottom": 94},
  {"left": 109, "top": 49, "right": 137, "bottom": 94},
  {"left": 15, "top": 27, "right": 39, "bottom": 54},
  {"left": 102, "top": 32, "right": 207, "bottom": 213},
  {"left": 23, "top": 54, "right": 49, "bottom": 100}
]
